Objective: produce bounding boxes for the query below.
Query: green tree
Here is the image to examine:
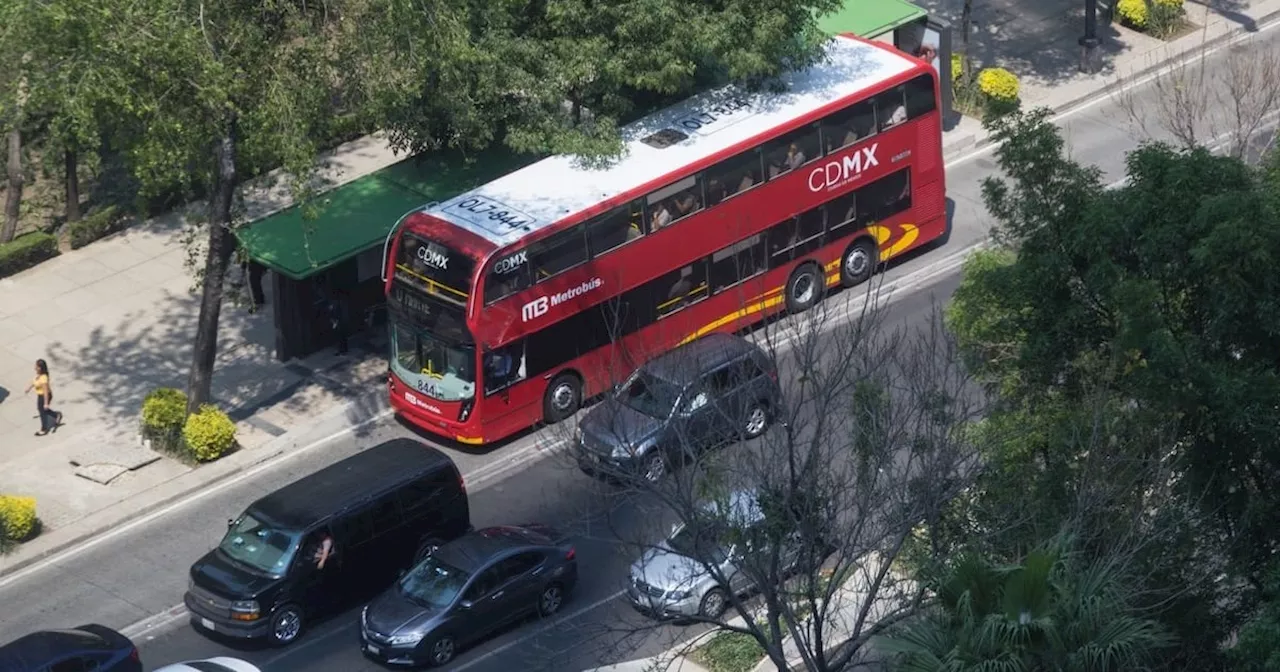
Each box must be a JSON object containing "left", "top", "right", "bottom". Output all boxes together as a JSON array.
[
  {"left": 345, "top": 0, "right": 843, "bottom": 159},
  {"left": 0, "top": 1, "right": 34, "bottom": 243},
  {"left": 942, "top": 107, "right": 1280, "bottom": 668},
  {"left": 879, "top": 543, "right": 1173, "bottom": 672}
]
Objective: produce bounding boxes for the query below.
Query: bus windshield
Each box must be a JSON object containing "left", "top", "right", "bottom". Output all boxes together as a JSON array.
[
  {"left": 388, "top": 281, "right": 476, "bottom": 402},
  {"left": 394, "top": 232, "right": 475, "bottom": 305}
]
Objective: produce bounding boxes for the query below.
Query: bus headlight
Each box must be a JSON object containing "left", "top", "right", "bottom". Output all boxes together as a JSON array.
[{"left": 458, "top": 398, "right": 474, "bottom": 422}]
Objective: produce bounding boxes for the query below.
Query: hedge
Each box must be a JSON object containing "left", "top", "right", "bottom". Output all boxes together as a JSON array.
[
  {"left": 182, "top": 404, "right": 237, "bottom": 462},
  {"left": 67, "top": 205, "right": 123, "bottom": 250},
  {"left": 0, "top": 232, "right": 59, "bottom": 279},
  {"left": 0, "top": 495, "right": 39, "bottom": 543},
  {"left": 141, "top": 387, "right": 188, "bottom": 452}
]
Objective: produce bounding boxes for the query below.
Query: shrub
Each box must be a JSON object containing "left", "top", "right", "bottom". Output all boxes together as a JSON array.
[
  {"left": 0, "top": 495, "right": 39, "bottom": 542},
  {"left": 977, "top": 67, "right": 1021, "bottom": 118},
  {"left": 0, "top": 232, "right": 59, "bottom": 279},
  {"left": 951, "top": 53, "right": 964, "bottom": 83},
  {"left": 1117, "top": 0, "right": 1183, "bottom": 31},
  {"left": 141, "top": 387, "right": 188, "bottom": 452},
  {"left": 67, "top": 205, "right": 123, "bottom": 249},
  {"left": 182, "top": 404, "right": 237, "bottom": 462}
]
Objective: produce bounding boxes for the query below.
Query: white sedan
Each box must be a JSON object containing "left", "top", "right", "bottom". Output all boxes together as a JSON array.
[{"left": 152, "top": 658, "right": 261, "bottom": 672}]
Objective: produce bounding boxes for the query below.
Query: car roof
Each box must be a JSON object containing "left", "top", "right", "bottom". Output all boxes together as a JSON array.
[
  {"left": 248, "top": 438, "right": 455, "bottom": 530},
  {"left": 153, "top": 657, "right": 261, "bottom": 672},
  {"left": 0, "top": 628, "right": 121, "bottom": 669},
  {"left": 641, "top": 333, "right": 763, "bottom": 386},
  {"left": 434, "top": 526, "right": 549, "bottom": 573}
]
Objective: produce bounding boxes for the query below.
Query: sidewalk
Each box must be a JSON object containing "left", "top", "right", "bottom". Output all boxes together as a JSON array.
[{"left": 2, "top": 0, "right": 1279, "bottom": 584}]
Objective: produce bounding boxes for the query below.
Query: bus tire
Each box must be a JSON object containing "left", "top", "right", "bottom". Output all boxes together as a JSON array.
[
  {"left": 543, "top": 372, "right": 582, "bottom": 424},
  {"left": 785, "top": 263, "right": 824, "bottom": 313},
  {"left": 840, "top": 238, "right": 879, "bottom": 288}
]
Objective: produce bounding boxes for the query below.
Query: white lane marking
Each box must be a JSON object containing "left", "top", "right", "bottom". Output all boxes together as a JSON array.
[
  {"left": 25, "top": 12, "right": 1280, "bottom": 641},
  {"left": 449, "top": 590, "right": 627, "bottom": 672}
]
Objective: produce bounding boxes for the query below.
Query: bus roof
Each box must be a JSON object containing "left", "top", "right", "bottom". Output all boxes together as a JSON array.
[{"left": 416, "top": 35, "right": 919, "bottom": 248}]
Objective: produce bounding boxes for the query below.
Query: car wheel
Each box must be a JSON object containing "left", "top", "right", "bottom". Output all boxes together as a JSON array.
[
  {"left": 543, "top": 373, "right": 583, "bottom": 424},
  {"left": 641, "top": 451, "right": 667, "bottom": 483},
  {"left": 537, "top": 583, "right": 566, "bottom": 617},
  {"left": 840, "top": 238, "right": 879, "bottom": 288},
  {"left": 784, "top": 263, "right": 823, "bottom": 313},
  {"left": 425, "top": 634, "right": 456, "bottom": 667},
  {"left": 268, "top": 604, "right": 304, "bottom": 646},
  {"left": 742, "top": 403, "right": 769, "bottom": 439},
  {"left": 699, "top": 588, "right": 728, "bottom": 619}
]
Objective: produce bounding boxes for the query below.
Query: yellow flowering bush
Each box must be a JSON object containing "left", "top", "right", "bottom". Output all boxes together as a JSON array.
[
  {"left": 977, "top": 67, "right": 1020, "bottom": 103},
  {"left": 0, "top": 495, "right": 39, "bottom": 542},
  {"left": 141, "top": 387, "right": 188, "bottom": 452},
  {"left": 951, "top": 53, "right": 964, "bottom": 83},
  {"left": 1117, "top": 0, "right": 1183, "bottom": 30},
  {"left": 182, "top": 405, "right": 237, "bottom": 462}
]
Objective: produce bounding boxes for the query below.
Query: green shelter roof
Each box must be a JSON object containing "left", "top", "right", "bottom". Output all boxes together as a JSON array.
[
  {"left": 818, "top": 0, "right": 927, "bottom": 38},
  {"left": 237, "top": 149, "right": 537, "bottom": 280}
]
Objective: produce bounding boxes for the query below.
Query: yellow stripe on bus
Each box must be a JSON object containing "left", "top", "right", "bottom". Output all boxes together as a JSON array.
[{"left": 677, "top": 295, "right": 786, "bottom": 345}]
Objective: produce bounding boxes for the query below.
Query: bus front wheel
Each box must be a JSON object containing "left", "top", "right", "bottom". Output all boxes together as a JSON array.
[
  {"left": 840, "top": 238, "right": 879, "bottom": 288},
  {"left": 543, "top": 373, "right": 582, "bottom": 424}
]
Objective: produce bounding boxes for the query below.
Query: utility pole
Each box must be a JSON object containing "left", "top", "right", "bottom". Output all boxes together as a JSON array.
[{"left": 1079, "top": 0, "right": 1101, "bottom": 73}]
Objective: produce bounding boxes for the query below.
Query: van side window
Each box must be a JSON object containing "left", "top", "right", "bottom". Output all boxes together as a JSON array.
[{"left": 333, "top": 509, "right": 376, "bottom": 547}]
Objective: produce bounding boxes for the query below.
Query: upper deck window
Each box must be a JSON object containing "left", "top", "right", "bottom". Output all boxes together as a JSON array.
[{"left": 394, "top": 233, "right": 475, "bottom": 305}]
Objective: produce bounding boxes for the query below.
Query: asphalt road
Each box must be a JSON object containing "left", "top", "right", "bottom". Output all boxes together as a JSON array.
[
  {"left": 123, "top": 266, "right": 964, "bottom": 672},
  {"left": 1, "top": 17, "right": 1277, "bottom": 672}
]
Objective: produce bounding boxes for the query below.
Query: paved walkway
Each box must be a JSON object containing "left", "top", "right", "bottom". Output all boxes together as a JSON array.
[{"left": 1, "top": 0, "right": 1277, "bottom": 582}]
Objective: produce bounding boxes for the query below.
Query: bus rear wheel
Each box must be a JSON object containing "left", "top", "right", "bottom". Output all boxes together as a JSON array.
[
  {"left": 785, "top": 263, "right": 823, "bottom": 313},
  {"left": 840, "top": 238, "right": 879, "bottom": 288},
  {"left": 543, "top": 373, "right": 582, "bottom": 424}
]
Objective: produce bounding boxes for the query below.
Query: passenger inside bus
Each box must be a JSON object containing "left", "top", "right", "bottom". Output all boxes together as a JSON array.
[
  {"left": 672, "top": 191, "right": 699, "bottom": 217},
  {"left": 768, "top": 143, "right": 807, "bottom": 178},
  {"left": 707, "top": 179, "right": 726, "bottom": 205},
  {"left": 666, "top": 265, "right": 700, "bottom": 310},
  {"left": 651, "top": 203, "right": 673, "bottom": 230}
]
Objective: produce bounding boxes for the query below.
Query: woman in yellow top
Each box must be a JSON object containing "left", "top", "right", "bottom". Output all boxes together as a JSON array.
[{"left": 25, "top": 359, "right": 62, "bottom": 436}]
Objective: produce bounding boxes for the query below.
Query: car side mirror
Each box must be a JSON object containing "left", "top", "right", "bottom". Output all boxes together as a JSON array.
[
  {"left": 226, "top": 518, "right": 235, "bottom": 528},
  {"left": 458, "top": 600, "right": 474, "bottom": 610}
]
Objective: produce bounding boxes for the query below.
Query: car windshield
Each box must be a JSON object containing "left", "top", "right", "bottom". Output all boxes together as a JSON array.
[
  {"left": 399, "top": 555, "right": 472, "bottom": 608},
  {"left": 667, "top": 524, "right": 731, "bottom": 565},
  {"left": 617, "top": 371, "right": 683, "bottom": 419},
  {"left": 217, "top": 514, "right": 302, "bottom": 578}
]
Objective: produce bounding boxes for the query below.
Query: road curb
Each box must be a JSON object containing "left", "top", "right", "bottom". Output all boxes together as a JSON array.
[{"left": 0, "top": 389, "right": 391, "bottom": 581}]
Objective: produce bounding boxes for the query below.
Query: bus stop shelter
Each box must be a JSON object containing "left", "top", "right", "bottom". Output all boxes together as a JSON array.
[{"left": 236, "top": 151, "right": 533, "bottom": 361}]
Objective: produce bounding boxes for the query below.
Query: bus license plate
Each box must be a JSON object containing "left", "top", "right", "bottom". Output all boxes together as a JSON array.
[
  {"left": 367, "top": 644, "right": 381, "bottom": 655},
  {"left": 200, "top": 618, "right": 215, "bottom": 631}
]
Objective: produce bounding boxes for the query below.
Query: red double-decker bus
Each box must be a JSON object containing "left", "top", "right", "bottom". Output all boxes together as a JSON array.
[{"left": 384, "top": 34, "right": 946, "bottom": 445}]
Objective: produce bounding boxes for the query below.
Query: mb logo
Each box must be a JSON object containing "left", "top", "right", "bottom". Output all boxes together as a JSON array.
[{"left": 521, "top": 296, "right": 549, "bottom": 321}]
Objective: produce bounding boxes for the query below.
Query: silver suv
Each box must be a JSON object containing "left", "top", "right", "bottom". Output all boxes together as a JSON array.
[{"left": 625, "top": 490, "right": 816, "bottom": 620}]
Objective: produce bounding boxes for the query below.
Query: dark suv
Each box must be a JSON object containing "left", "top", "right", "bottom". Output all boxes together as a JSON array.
[
  {"left": 575, "top": 333, "right": 782, "bottom": 482},
  {"left": 185, "top": 439, "right": 471, "bottom": 646},
  {"left": 0, "top": 625, "right": 141, "bottom": 672}
]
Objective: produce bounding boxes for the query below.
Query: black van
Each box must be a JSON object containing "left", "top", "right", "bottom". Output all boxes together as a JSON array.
[{"left": 184, "top": 438, "right": 470, "bottom": 646}]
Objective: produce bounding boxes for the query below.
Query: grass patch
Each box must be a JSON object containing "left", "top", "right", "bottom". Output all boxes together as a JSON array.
[{"left": 691, "top": 631, "right": 766, "bottom": 672}]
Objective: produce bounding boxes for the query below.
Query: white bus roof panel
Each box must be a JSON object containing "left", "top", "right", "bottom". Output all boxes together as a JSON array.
[{"left": 423, "top": 35, "right": 918, "bottom": 247}]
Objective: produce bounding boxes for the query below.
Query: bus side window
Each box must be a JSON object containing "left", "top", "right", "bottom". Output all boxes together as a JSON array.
[
  {"left": 857, "top": 169, "right": 911, "bottom": 222},
  {"left": 764, "top": 125, "right": 821, "bottom": 179},
  {"left": 530, "top": 225, "right": 589, "bottom": 281},
  {"left": 904, "top": 73, "right": 937, "bottom": 120},
  {"left": 821, "top": 100, "right": 876, "bottom": 155},
  {"left": 875, "top": 87, "right": 908, "bottom": 131},
  {"left": 646, "top": 175, "right": 703, "bottom": 230},
  {"left": 587, "top": 201, "right": 645, "bottom": 258},
  {"left": 485, "top": 248, "right": 532, "bottom": 304},
  {"left": 484, "top": 341, "right": 527, "bottom": 396},
  {"left": 825, "top": 192, "right": 858, "bottom": 238},
  {"left": 705, "top": 150, "right": 764, "bottom": 206},
  {"left": 656, "top": 260, "right": 710, "bottom": 318}
]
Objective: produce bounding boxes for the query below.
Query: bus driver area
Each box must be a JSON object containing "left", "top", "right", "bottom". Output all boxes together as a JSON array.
[{"left": 382, "top": 33, "right": 946, "bottom": 446}]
